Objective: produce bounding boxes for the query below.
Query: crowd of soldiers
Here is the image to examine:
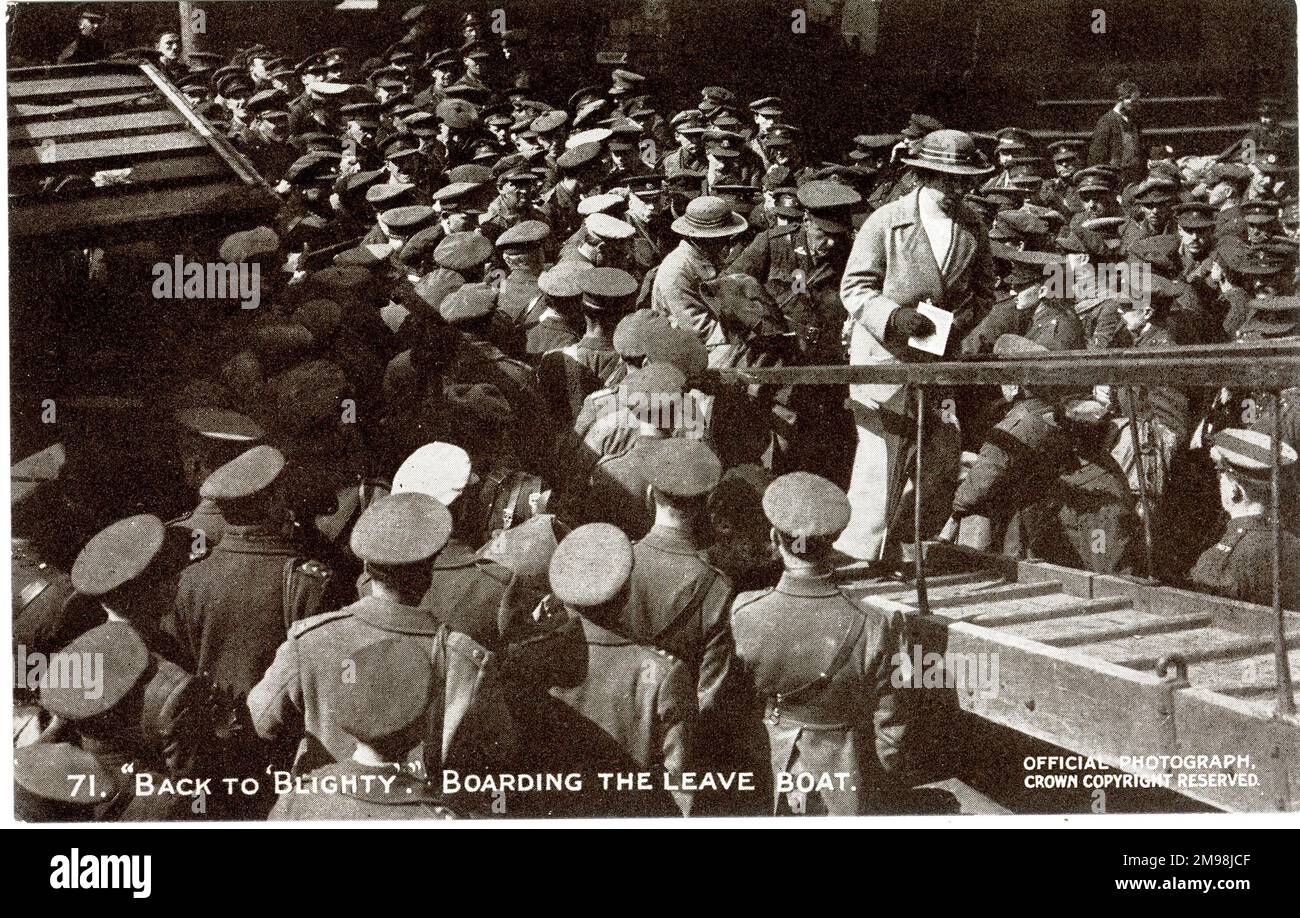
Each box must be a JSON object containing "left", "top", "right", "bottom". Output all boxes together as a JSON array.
[{"left": 12, "top": 4, "right": 1300, "bottom": 821}]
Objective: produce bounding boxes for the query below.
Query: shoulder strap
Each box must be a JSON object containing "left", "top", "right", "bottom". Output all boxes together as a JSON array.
[
  {"left": 651, "top": 564, "right": 723, "bottom": 647},
  {"left": 779, "top": 605, "right": 868, "bottom": 704},
  {"left": 423, "top": 628, "right": 449, "bottom": 780},
  {"left": 282, "top": 557, "right": 299, "bottom": 633}
]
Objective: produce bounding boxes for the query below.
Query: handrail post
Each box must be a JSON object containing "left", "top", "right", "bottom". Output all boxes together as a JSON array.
[
  {"left": 914, "top": 386, "right": 930, "bottom": 615},
  {"left": 1126, "top": 386, "right": 1156, "bottom": 582},
  {"left": 1270, "top": 392, "right": 1295, "bottom": 716}
]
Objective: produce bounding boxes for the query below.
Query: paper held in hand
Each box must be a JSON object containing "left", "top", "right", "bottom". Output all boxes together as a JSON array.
[{"left": 907, "top": 300, "right": 953, "bottom": 356}]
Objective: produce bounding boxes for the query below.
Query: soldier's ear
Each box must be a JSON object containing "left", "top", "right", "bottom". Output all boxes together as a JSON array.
[{"left": 769, "top": 526, "right": 781, "bottom": 551}]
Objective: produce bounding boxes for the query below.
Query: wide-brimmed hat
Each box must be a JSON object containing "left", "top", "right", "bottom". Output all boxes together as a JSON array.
[
  {"left": 671, "top": 195, "right": 748, "bottom": 238},
  {"left": 902, "top": 129, "right": 994, "bottom": 176}
]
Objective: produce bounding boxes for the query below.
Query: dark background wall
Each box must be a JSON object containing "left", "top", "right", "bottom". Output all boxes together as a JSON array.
[
  {"left": 7, "top": 0, "right": 1289, "bottom": 142},
  {"left": 7, "top": 0, "right": 1296, "bottom": 153}
]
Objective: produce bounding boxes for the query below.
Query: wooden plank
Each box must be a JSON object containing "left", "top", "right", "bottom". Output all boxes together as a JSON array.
[
  {"left": 1079, "top": 627, "right": 1300, "bottom": 670},
  {"left": 893, "top": 577, "right": 1014, "bottom": 604},
  {"left": 909, "top": 614, "right": 1177, "bottom": 772},
  {"left": 1015, "top": 559, "right": 1096, "bottom": 597},
  {"left": 9, "top": 108, "right": 186, "bottom": 143},
  {"left": 1168, "top": 687, "right": 1300, "bottom": 811},
  {"left": 7, "top": 71, "right": 151, "bottom": 100},
  {"left": 9, "top": 154, "right": 228, "bottom": 195},
  {"left": 9, "top": 130, "right": 206, "bottom": 167},
  {"left": 1016, "top": 610, "right": 1212, "bottom": 648},
  {"left": 11, "top": 93, "right": 162, "bottom": 121},
  {"left": 840, "top": 571, "right": 1002, "bottom": 599},
  {"left": 1188, "top": 653, "right": 1300, "bottom": 698},
  {"left": 8, "top": 101, "right": 78, "bottom": 119},
  {"left": 949, "top": 595, "right": 1134, "bottom": 628},
  {"left": 9, "top": 181, "right": 269, "bottom": 239},
  {"left": 903, "top": 580, "right": 1063, "bottom": 611}
]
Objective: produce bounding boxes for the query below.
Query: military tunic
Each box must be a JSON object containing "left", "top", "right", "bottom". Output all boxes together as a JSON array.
[
  {"left": 535, "top": 332, "right": 626, "bottom": 426},
  {"left": 547, "top": 615, "right": 695, "bottom": 816},
  {"left": 247, "top": 597, "right": 515, "bottom": 777},
  {"left": 1189, "top": 514, "right": 1300, "bottom": 609},
  {"left": 731, "top": 572, "right": 908, "bottom": 815},
  {"left": 176, "top": 525, "right": 337, "bottom": 698},
  {"left": 618, "top": 525, "right": 738, "bottom": 725}
]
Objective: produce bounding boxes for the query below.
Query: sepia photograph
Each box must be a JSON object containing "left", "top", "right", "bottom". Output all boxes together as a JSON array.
[{"left": 4, "top": 0, "right": 1298, "bottom": 849}]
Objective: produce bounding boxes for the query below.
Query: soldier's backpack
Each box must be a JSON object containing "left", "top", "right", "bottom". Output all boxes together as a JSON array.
[{"left": 469, "top": 466, "right": 549, "bottom": 545}]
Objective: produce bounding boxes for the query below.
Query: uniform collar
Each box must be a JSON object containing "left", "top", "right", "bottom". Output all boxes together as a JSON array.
[
  {"left": 432, "top": 539, "right": 480, "bottom": 570},
  {"left": 578, "top": 331, "right": 615, "bottom": 350},
  {"left": 776, "top": 570, "right": 840, "bottom": 597},
  {"left": 580, "top": 615, "right": 634, "bottom": 647},
  {"left": 351, "top": 594, "right": 444, "bottom": 635},
  {"left": 640, "top": 523, "right": 706, "bottom": 554},
  {"left": 1228, "top": 513, "right": 1271, "bottom": 533},
  {"left": 214, "top": 525, "right": 294, "bottom": 554}
]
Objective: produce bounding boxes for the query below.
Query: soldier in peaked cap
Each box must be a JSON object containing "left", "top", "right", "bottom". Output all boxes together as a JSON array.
[
  {"left": 1221, "top": 96, "right": 1296, "bottom": 166},
  {"left": 536, "top": 267, "right": 637, "bottom": 425},
  {"left": 492, "top": 220, "right": 551, "bottom": 349},
  {"left": 175, "top": 446, "right": 340, "bottom": 699},
  {"left": 1040, "top": 140, "right": 1086, "bottom": 215},
  {"left": 610, "top": 438, "right": 740, "bottom": 755},
  {"left": 380, "top": 204, "right": 439, "bottom": 245},
  {"left": 621, "top": 173, "right": 672, "bottom": 273},
  {"left": 169, "top": 407, "right": 266, "bottom": 555},
  {"left": 370, "top": 444, "right": 523, "bottom": 650},
  {"left": 479, "top": 162, "right": 549, "bottom": 244},
  {"left": 566, "top": 360, "right": 690, "bottom": 533},
  {"left": 58, "top": 5, "right": 108, "bottom": 65},
  {"left": 65, "top": 514, "right": 190, "bottom": 665},
  {"left": 560, "top": 309, "right": 676, "bottom": 460},
  {"left": 1189, "top": 429, "right": 1300, "bottom": 609},
  {"left": 747, "top": 96, "right": 785, "bottom": 167},
  {"left": 539, "top": 143, "right": 605, "bottom": 240},
  {"left": 1119, "top": 175, "right": 1178, "bottom": 254},
  {"left": 559, "top": 212, "right": 636, "bottom": 273},
  {"left": 15, "top": 743, "right": 115, "bottom": 822},
  {"left": 1069, "top": 166, "right": 1121, "bottom": 232},
  {"left": 436, "top": 281, "right": 557, "bottom": 477},
  {"left": 249, "top": 492, "right": 517, "bottom": 791},
  {"left": 268, "top": 638, "right": 456, "bottom": 820},
  {"left": 546, "top": 523, "right": 697, "bottom": 817},
  {"left": 433, "top": 230, "right": 495, "bottom": 281},
  {"left": 731, "top": 472, "right": 909, "bottom": 815},
  {"left": 729, "top": 179, "right": 861, "bottom": 482},
  {"left": 37, "top": 619, "right": 237, "bottom": 820},
  {"left": 661, "top": 111, "right": 709, "bottom": 179},
  {"left": 521, "top": 262, "right": 585, "bottom": 359}
]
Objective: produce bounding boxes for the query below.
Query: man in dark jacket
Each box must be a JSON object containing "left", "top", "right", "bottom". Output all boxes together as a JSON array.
[{"left": 1088, "top": 80, "right": 1145, "bottom": 185}]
